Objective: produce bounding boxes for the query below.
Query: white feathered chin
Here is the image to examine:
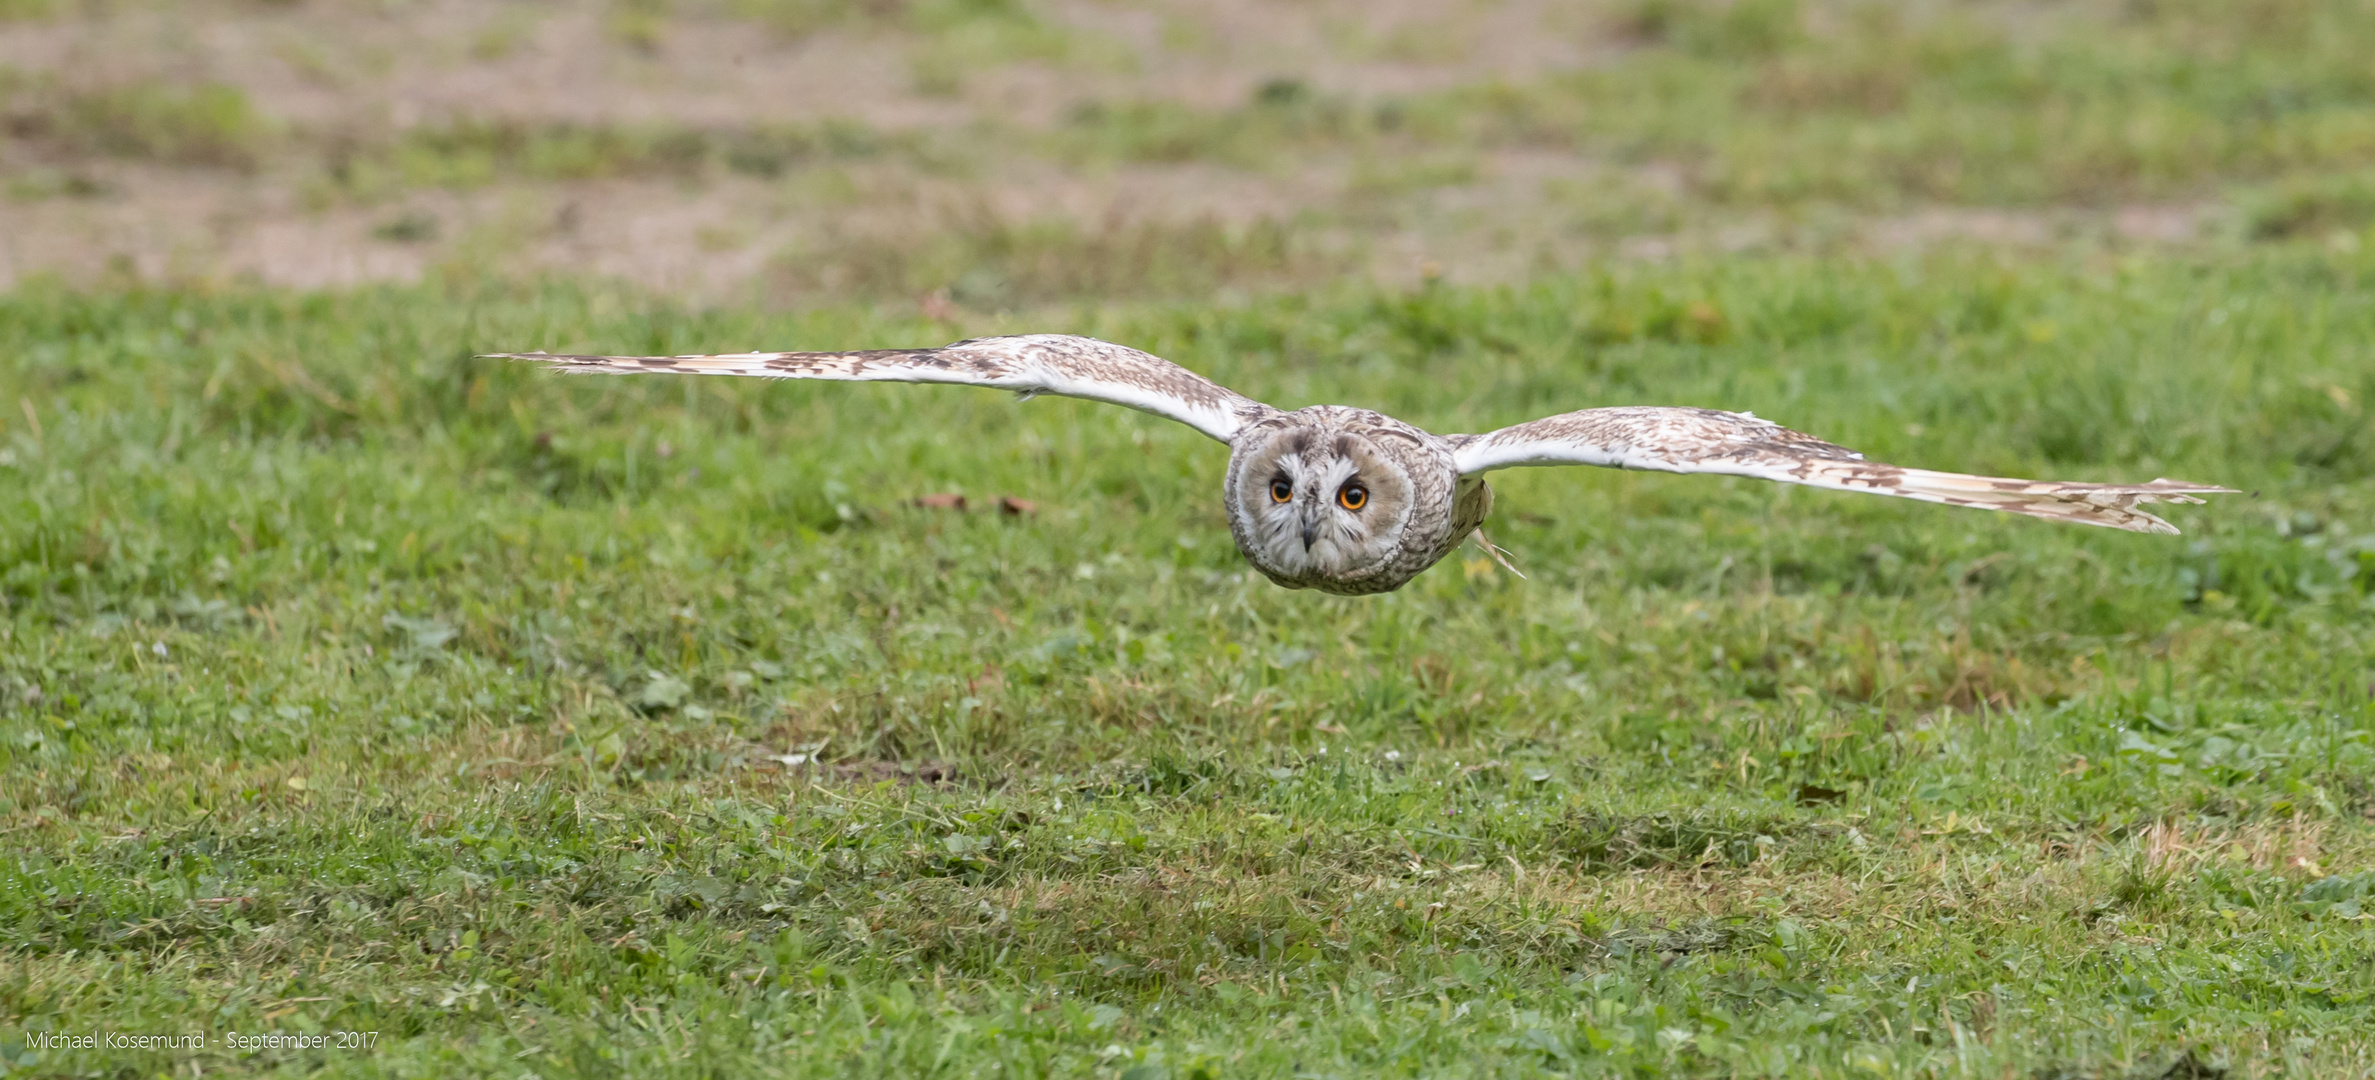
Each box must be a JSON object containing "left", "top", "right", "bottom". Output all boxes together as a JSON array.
[{"left": 1249, "top": 498, "right": 1312, "bottom": 576}]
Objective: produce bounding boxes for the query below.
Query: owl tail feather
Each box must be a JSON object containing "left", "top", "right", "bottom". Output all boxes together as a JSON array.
[{"left": 1470, "top": 529, "right": 1526, "bottom": 580}]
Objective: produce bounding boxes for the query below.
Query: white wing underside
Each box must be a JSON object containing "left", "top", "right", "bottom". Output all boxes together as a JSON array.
[
  {"left": 1451, "top": 407, "right": 2231, "bottom": 534},
  {"left": 486, "top": 334, "right": 1273, "bottom": 444},
  {"left": 493, "top": 338, "right": 2227, "bottom": 535}
]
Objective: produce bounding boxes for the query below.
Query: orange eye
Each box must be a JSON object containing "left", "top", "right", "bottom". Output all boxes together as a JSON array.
[
  {"left": 1337, "top": 483, "right": 1367, "bottom": 511},
  {"left": 1269, "top": 478, "right": 1293, "bottom": 503}
]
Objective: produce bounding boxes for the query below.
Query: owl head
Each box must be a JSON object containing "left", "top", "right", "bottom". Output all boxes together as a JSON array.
[{"left": 1224, "top": 408, "right": 1470, "bottom": 595}]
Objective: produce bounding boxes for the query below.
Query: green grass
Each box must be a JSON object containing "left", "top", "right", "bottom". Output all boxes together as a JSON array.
[
  {"left": 24, "top": 1, "right": 2375, "bottom": 243},
  {"left": 335, "top": 119, "right": 902, "bottom": 194},
  {"left": 0, "top": 74, "right": 265, "bottom": 170},
  {"left": 771, "top": 214, "right": 1339, "bottom": 308},
  {"left": 6, "top": 4, "right": 2374, "bottom": 1072},
  {"left": 1050, "top": 0, "right": 2375, "bottom": 225},
  {"left": 1446, "top": 0, "right": 2375, "bottom": 211},
  {"left": 3, "top": 245, "right": 2374, "bottom": 1077}
]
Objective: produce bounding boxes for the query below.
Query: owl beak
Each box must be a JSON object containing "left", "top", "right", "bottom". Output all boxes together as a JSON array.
[{"left": 1300, "top": 520, "right": 1317, "bottom": 551}]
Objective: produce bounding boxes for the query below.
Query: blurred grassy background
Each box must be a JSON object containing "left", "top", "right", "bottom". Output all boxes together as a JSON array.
[{"left": 3, "top": 0, "right": 2375, "bottom": 299}]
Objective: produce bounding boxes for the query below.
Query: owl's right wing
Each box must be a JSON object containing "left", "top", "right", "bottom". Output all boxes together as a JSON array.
[
  {"left": 1448, "top": 406, "right": 2231, "bottom": 534},
  {"left": 487, "top": 334, "right": 1276, "bottom": 444}
]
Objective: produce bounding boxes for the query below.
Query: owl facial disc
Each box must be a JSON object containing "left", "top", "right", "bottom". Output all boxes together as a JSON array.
[{"left": 1224, "top": 407, "right": 1484, "bottom": 596}]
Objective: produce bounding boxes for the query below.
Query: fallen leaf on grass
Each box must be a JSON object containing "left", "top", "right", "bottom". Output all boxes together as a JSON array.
[{"left": 832, "top": 760, "right": 960, "bottom": 786}]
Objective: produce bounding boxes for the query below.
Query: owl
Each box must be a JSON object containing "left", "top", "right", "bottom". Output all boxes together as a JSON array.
[{"left": 492, "top": 335, "right": 2229, "bottom": 596}]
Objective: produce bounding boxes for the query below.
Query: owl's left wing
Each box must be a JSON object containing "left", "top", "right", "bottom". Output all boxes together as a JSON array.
[
  {"left": 487, "top": 334, "right": 1275, "bottom": 444},
  {"left": 1448, "top": 406, "right": 2231, "bottom": 534}
]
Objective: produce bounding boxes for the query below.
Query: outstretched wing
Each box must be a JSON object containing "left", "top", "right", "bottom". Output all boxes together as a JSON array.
[
  {"left": 487, "top": 334, "right": 1275, "bottom": 444},
  {"left": 1448, "top": 407, "right": 2231, "bottom": 534}
]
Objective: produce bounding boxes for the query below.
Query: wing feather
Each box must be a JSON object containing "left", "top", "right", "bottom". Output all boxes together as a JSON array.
[
  {"left": 1449, "top": 407, "right": 2231, "bottom": 534},
  {"left": 486, "top": 334, "right": 1273, "bottom": 443}
]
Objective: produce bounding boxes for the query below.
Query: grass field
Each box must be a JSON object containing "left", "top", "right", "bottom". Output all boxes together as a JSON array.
[{"left": 3, "top": 247, "right": 2374, "bottom": 1077}]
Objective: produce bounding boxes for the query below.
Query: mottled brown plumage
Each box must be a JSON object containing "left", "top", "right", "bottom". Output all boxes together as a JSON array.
[
  {"left": 491, "top": 334, "right": 2230, "bottom": 594},
  {"left": 1444, "top": 407, "right": 2221, "bottom": 535},
  {"left": 506, "top": 335, "right": 1273, "bottom": 442}
]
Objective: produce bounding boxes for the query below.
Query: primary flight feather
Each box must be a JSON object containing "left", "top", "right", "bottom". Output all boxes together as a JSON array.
[{"left": 491, "top": 334, "right": 2230, "bottom": 595}]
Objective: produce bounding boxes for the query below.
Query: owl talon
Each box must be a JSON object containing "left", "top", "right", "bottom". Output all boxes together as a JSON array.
[{"left": 1471, "top": 529, "right": 1526, "bottom": 580}]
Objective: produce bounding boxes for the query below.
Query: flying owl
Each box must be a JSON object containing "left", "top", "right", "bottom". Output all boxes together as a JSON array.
[{"left": 492, "top": 335, "right": 2229, "bottom": 596}]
